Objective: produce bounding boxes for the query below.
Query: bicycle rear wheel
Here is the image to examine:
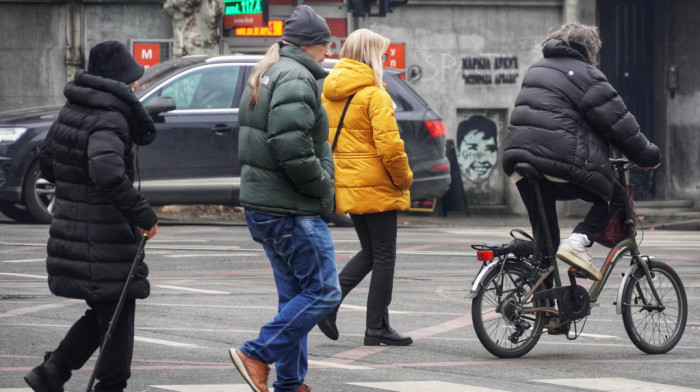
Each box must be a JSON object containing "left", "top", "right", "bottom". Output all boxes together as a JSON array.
[
  {"left": 471, "top": 261, "right": 545, "bottom": 358},
  {"left": 621, "top": 260, "right": 687, "bottom": 354}
]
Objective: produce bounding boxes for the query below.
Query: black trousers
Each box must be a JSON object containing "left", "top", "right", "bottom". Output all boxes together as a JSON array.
[
  {"left": 338, "top": 210, "right": 398, "bottom": 329},
  {"left": 55, "top": 299, "right": 136, "bottom": 392},
  {"left": 516, "top": 178, "right": 627, "bottom": 263}
]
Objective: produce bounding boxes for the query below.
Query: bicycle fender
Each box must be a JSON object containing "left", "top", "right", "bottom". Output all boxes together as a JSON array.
[
  {"left": 615, "top": 256, "right": 657, "bottom": 315},
  {"left": 466, "top": 260, "right": 500, "bottom": 299}
]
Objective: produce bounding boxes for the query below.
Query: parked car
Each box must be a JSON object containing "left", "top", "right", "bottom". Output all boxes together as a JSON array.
[{"left": 0, "top": 55, "right": 450, "bottom": 224}]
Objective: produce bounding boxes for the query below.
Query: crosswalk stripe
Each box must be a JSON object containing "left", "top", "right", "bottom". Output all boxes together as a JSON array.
[
  {"left": 151, "top": 385, "right": 251, "bottom": 392},
  {"left": 1, "top": 259, "right": 45, "bottom": 263},
  {"left": 134, "top": 336, "right": 199, "bottom": 348},
  {"left": 166, "top": 254, "right": 257, "bottom": 258},
  {"left": 577, "top": 332, "right": 619, "bottom": 339},
  {"left": 308, "top": 359, "right": 372, "bottom": 370},
  {"left": 347, "top": 381, "right": 508, "bottom": 392},
  {"left": 534, "top": 378, "right": 700, "bottom": 391},
  {"left": 0, "top": 389, "right": 31, "bottom": 392},
  {"left": 0, "top": 272, "right": 46, "bottom": 279},
  {"left": 154, "top": 285, "right": 229, "bottom": 294}
]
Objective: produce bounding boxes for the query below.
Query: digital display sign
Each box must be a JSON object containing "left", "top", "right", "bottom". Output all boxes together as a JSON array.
[
  {"left": 235, "top": 20, "right": 283, "bottom": 37},
  {"left": 225, "top": 0, "right": 262, "bottom": 15},
  {"left": 223, "top": 0, "right": 268, "bottom": 29}
]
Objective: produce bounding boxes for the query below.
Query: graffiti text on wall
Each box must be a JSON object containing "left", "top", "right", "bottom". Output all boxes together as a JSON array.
[{"left": 462, "top": 55, "right": 519, "bottom": 85}]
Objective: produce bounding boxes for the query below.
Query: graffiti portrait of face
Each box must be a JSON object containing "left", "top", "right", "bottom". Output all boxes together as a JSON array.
[{"left": 456, "top": 115, "right": 498, "bottom": 183}]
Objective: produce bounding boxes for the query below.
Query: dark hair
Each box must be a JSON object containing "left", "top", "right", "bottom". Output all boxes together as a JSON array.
[{"left": 457, "top": 115, "right": 497, "bottom": 146}]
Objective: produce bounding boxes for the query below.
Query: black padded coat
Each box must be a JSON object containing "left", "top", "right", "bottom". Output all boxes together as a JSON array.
[
  {"left": 503, "top": 39, "right": 661, "bottom": 201},
  {"left": 39, "top": 70, "right": 158, "bottom": 301}
]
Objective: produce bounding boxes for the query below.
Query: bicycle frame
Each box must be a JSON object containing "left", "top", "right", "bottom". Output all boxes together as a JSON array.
[{"left": 518, "top": 160, "right": 666, "bottom": 320}]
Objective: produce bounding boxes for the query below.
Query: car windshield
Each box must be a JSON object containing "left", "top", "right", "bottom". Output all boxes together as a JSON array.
[{"left": 134, "top": 56, "right": 210, "bottom": 97}]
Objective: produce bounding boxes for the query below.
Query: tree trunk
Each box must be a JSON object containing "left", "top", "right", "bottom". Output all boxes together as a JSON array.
[{"left": 163, "top": 0, "right": 222, "bottom": 57}]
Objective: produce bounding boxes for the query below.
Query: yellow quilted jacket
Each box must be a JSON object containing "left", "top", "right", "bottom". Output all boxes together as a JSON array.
[{"left": 322, "top": 58, "right": 413, "bottom": 214}]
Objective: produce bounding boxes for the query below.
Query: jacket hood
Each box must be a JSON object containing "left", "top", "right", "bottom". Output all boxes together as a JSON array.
[
  {"left": 323, "top": 58, "right": 377, "bottom": 101},
  {"left": 542, "top": 39, "right": 589, "bottom": 63},
  {"left": 279, "top": 45, "right": 329, "bottom": 80},
  {"left": 67, "top": 71, "right": 156, "bottom": 145}
]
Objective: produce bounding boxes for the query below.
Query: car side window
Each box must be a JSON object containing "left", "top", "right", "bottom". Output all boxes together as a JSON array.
[{"left": 143, "top": 65, "right": 240, "bottom": 110}]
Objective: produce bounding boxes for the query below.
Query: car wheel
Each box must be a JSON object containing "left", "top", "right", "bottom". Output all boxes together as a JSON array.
[
  {"left": 22, "top": 160, "right": 54, "bottom": 224},
  {"left": 322, "top": 212, "right": 354, "bottom": 227},
  {"left": 0, "top": 203, "right": 36, "bottom": 223}
]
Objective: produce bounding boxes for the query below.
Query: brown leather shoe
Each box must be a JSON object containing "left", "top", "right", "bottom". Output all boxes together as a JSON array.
[
  {"left": 298, "top": 384, "right": 312, "bottom": 392},
  {"left": 228, "top": 348, "right": 270, "bottom": 392}
]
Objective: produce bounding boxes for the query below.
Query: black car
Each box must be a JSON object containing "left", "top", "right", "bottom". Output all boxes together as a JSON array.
[{"left": 0, "top": 55, "right": 450, "bottom": 224}]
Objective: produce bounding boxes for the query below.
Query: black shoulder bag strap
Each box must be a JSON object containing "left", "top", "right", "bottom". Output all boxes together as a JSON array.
[{"left": 331, "top": 93, "right": 356, "bottom": 152}]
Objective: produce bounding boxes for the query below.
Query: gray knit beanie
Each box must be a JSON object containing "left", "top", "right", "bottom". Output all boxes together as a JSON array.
[{"left": 281, "top": 5, "right": 331, "bottom": 46}]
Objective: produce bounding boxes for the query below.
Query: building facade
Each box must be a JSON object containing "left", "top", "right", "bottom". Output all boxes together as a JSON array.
[{"left": 1, "top": 0, "right": 698, "bottom": 214}]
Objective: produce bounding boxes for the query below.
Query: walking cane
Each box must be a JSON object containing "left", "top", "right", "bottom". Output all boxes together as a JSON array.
[{"left": 85, "top": 233, "right": 149, "bottom": 392}]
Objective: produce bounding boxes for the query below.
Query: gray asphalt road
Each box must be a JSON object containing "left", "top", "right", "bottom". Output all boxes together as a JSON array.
[{"left": 1, "top": 221, "right": 699, "bottom": 392}]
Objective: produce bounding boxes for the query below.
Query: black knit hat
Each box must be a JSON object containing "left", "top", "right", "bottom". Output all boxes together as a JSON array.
[
  {"left": 281, "top": 5, "right": 331, "bottom": 46},
  {"left": 87, "top": 41, "right": 144, "bottom": 84}
]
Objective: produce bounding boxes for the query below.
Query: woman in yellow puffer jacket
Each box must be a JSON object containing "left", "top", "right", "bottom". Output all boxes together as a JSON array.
[{"left": 318, "top": 28, "right": 414, "bottom": 346}]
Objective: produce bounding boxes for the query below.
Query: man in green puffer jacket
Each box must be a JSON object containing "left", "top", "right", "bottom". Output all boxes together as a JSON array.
[{"left": 227, "top": 5, "right": 341, "bottom": 392}]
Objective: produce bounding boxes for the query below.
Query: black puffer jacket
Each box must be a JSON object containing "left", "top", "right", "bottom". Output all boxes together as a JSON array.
[
  {"left": 503, "top": 39, "right": 661, "bottom": 201},
  {"left": 39, "top": 70, "right": 158, "bottom": 301}
]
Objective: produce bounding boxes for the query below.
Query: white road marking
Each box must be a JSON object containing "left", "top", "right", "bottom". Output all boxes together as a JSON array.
[
  {"left": 577, "top": 332, "right": 619, "bottom": 339},
  {"left": 134, "top": 336, "right": 199, "bottom": 348},
  {"left": 154, "top": 285, "right": 229, "bottom": 294},
  {"left": 151, "top": 385, "right": 252, "bottom": 392},
  {"left": 0, "top": 272, "right": 46, "bottom": 279},
  {"left": 1, "top": 258, "right": 45, "bottom": 263},
  {"left": 165, "top": 254, "right": 257, "bottom": 258},
  {"left": 0, "top": 389, "right": 32, "bottom": 392},
  {"left": 348, "top": 381, "right": 509, "bottom": 392},
  {"left": 340, "top": 304, "right": 409, "bottom": 314},
  {"left": 308, "top": 359, "right": 372, "bottom": 370},
  {"left": 534, "top": 378, "right": 700, "bottom": 391}
]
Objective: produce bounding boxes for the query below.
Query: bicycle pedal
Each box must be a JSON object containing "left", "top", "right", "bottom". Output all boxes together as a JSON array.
[
  {"left": 568, "top": 267, "right": 589, "bottom": 279},
  {"left": 547, "top": 323, "right": 571, "bottom": 335}
]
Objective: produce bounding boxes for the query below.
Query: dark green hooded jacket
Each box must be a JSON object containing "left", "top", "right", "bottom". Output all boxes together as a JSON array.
[{"left": 238, "top": 45, "right": 334, "bottom": 215}]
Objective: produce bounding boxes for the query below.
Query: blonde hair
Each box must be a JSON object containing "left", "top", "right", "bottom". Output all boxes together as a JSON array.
[
  {"left": 340, "top": 29, "right": 390, "bottom": 89},
  {"left": 542, "top": 22, "right": 602, "bottom": 65},
  {"left": 247, "top": 42, "right": 287, "bottom": 108}
]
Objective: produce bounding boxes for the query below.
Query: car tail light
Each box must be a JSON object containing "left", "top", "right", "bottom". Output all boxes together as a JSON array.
[
  {"left": 419, "top": 199, "right": 434, "bottom": 208},
  {"left": 424, "top": 120, "right": 445, "bottom": 137},
  {"left": 477, "top": 251, "right": 494, "bottom": 261},
  {"left": 431, "top": 164, "right": 449, "bottom": 172}
]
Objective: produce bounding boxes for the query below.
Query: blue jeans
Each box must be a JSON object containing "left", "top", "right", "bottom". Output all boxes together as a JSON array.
[{"left": 241, "top": 210, "right": 341, "bottom": 392}]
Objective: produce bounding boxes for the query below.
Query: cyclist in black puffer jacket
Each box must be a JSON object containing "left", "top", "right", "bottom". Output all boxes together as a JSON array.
[
  {"left": 24, "top": 41, "right": 158, "bottom": 392},
  {"left": 503, "top": 22, "right": 661, "bottom": 283}
]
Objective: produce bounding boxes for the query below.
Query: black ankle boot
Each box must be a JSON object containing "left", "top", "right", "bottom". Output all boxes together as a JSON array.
[
  {"left": 364, "top": 327, "right": 412, "bottom": 346},
  {"left": 24, "top": 351, "right": 71, "bottom": 392},
  {"left": 318, "top": 308, "right": 339, "bottom": 340}
]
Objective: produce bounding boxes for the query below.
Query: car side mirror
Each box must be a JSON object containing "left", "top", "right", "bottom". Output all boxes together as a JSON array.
[{"left": 145, "top": 96, "right": 176, "bottom": 119}]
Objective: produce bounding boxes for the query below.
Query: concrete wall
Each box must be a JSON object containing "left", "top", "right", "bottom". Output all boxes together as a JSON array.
[
  {"left": 0, "top": 0, "right": 171, "bottom": 112},
  {"left": 0, "top": 2, "right": 68, "bottom": 111},
  {"left": 664, "top": 0, "right": 700, "bottom": 204},
  {"left": 368, "top": 1, "right": 562, "bottom": 214}
]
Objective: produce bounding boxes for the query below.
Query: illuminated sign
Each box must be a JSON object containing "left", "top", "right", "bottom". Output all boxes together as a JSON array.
[
  {"left": 235, "top": 20, "right": 283, "bottom": 37},
  {"left": 225, "top": 0, "right": 262, "bottom": 15},
  {"left": 223, "top": 0, "right": 268, "bottom": 28}
]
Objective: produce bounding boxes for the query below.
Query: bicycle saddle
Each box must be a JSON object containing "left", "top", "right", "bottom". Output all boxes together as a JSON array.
[{"left": 514, "top": 162, "right": 543, "bottom": 180}]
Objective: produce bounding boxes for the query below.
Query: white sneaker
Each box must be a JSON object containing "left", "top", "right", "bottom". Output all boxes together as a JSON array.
[{"left": 556, "top": 238, "right": 602, "bottom": 281}]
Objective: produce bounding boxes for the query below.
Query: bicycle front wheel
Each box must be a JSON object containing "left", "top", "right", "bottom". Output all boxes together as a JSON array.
[
  {"left": 471, "top": 261, "right": 545, "bottom": 358},
  {"left": 621, "top": 260, "right": 688, "bottom": 354}
]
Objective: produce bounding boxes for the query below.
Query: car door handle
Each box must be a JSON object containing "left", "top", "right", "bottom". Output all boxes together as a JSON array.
[{"left": 212, "top": 124, "right": 234, "bottom": 135}]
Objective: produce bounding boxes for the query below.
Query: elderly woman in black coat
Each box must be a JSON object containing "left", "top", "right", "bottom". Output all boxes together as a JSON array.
[
  {"left": 24, "top": 41, "right": 158, "bottom": 392},
  {"left": 503, "top": 22, "right": 661, "bottom": 284}
]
